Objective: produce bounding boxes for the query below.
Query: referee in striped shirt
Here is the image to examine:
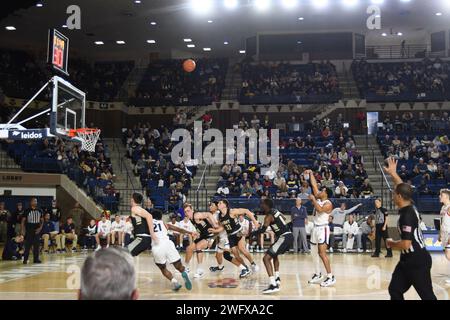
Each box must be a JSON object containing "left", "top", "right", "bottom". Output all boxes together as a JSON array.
[{"left": 20, "top": 198, "right": 44, "bottom": 264}]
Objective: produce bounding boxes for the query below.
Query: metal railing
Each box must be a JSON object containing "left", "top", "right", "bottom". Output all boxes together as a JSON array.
[
  {"left": 190, "top": 164, "right": 211, "bottom": 211},
  {"left": 365, "top": 44, "right": 437, "bottom": 60},
  {"left": 376, "top": 158, "right": 394, "bottom": 211}
]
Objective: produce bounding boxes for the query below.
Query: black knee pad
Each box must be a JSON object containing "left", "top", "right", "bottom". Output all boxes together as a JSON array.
[{"left": 223, "top": 251, "right": 233, "bottom": 262}]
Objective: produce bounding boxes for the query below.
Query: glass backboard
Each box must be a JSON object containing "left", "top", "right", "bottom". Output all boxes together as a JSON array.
[{"left": 50, "top": 76, "right": 85, "bottom": 137}]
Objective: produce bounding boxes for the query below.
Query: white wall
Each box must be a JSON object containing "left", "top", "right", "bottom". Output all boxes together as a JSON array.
[{"left": 0, "top": 187, "right": 56, "bottom": 198}]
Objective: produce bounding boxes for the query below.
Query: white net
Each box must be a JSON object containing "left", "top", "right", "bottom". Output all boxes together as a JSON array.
[{"left": 76, "top": 129, "right": 101, "bottom": 152}]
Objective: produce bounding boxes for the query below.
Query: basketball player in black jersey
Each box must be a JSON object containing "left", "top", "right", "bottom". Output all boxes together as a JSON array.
[
  {"left": 209, "top": 199, "right": 260, "bottom": 278},
  {"left": 183, "top": 203, "right": 218, "bottom": 278},
  {"left": 383, "top": 157, "right": 437, "bottom": 300},
  {"left": 128, "top": 193, "right": 158, "bottom": 257},
  {"left": 256, "top": 199, "right": 294, "bottom": 294}
]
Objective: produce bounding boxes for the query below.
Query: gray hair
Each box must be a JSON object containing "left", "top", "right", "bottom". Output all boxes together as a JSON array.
[{"left": 80, "top": 247, "right": 136, "bottom": 300}]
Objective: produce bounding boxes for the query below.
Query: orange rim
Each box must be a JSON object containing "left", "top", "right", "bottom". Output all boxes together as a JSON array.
[{"left": 68, "top": 128, "right": 100, "bottom": 138}]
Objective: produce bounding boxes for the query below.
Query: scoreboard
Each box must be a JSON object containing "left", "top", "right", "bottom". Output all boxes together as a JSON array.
[{"left": 47, "top": 29, "right": 69, "bottom": 75}]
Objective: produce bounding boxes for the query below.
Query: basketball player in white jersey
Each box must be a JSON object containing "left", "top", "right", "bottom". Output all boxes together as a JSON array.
[
  {"left": 439, "top": 189, "right": 450, "bottom": 285},
  {"left": 304, "top": 169, "right": 336, "bottom": 287},
  {"left": 150, "top": 209, "right": 194, "bottom": 291}
]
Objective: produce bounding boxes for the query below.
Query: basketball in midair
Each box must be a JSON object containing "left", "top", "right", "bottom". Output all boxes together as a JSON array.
[{"left": 183, "top": 59, "right": 196, "bottom": 73}]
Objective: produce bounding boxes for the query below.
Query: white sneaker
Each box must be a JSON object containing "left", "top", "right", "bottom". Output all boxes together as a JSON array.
[
  {"left": 185, "top": 266, "right": 190, "bottom": 274},
  {"left": 320, "top": 276, "right": 336, "bottom": 287},
  {"left": 251, "top": 263, "right": 259, "bottom": 273},
  {"left": 95, "top": 246, "right": 101, "bottom": 251},
  {"left": 365, "top": 249, "right": 371, "bottom": 253},
  {"left": 357, "top": 249, "right": 364, "bottom": 253},
  {"left": 342, "top": 248, "right": 347, "bottom": 253},
  {"left": 328, "top": 247, "right": 333, "bottom": 253},
  {"left": 308, "top": 273, "right": 323, "bottom": 284},
  {"left": 193, "top": 270, "right": 204, "bottom": 278},
  {"left": 106, "top": 244, "right": 110, "bottom": 248}
]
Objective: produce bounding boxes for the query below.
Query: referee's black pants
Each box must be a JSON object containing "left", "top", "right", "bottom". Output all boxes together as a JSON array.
[
  {"left": 23, "top": 225, "right": 40, "bottom": 263},
  {"left": 374, "top": 224, "right": 392, "bottom": 255},
  {"left": 388, "top": 253, "right": 437, "bottom": 300}
]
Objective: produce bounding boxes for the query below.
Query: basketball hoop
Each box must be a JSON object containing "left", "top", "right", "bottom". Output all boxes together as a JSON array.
[{"left": 68, "top": 128, "right": 101, "bottom": 152}]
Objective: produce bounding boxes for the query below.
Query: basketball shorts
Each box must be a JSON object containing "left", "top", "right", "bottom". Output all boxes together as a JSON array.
[
  {"left": 310, "top": 225, "right": 330, "bottom": 245},
  {"left": 228, "top": 232, "right": 243, "bottom": 248},
  {"left": 441, "top": 229, "right": 450, "bottom": 249},
  {"left": 152, "top": 239, "right": 181, "bottom": 265},
  {"left": 128, "top": 236, "right": 151, "bottom": 257},
  {"left": 194, "top": 233, "right": 214, "bottom": 245},
  {"left": 267, "top": 232, "right": 294, "bottom": 258}
]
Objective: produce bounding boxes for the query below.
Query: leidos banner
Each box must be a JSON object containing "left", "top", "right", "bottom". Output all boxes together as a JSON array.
[{"left": 8, "top": 129, "right": 50, "bottom": 140}]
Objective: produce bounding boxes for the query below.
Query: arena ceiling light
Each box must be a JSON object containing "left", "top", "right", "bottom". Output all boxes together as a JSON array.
[
  {"left": 381, "top": 32, "right": 387, "bottom": 36},
  {"left": 94, "top": 41, "right": 104, "bottom": 45},
  {"left": 207, "top": 20, "right": 213, "bottom": 23},
  {"left": 5, "top": 26, "right": 16, "bottom": 31},
  {"left": 341, "top": 0, "right": 359, "bottom": 8},
  {"left": 187, "top": 44, "right": 196, "bottom": 48},
  {"left": 298, "top": 17, "right": 304, "bottom": 20},
  {"left": 312, "top": 0, "right": 329, "bottom": 9},
  {"left": 116, "top": 40, "right": 126, "bottom": 45},
  {"left": 397, "top": 32, "right": 403, "bottom": 36},
  {"left": 150, "top": 21, "right": 157, "bottom": 26},
  {"left": 203, "top": 47, "right": 212, "bottom": 51},
  {"left": 190, "top": 0, "right": 214, "bottom": 14},
  {"left": 436, "top": 12, "right": 443, "bottom": 16},
  {"left": 224, "top": 41, "right": 229, "bottom": 45},
  {"left": 239, "top": 50, "right": 246, "bottom": 54},
  {"left": 62, "top": 25, "right": 68, "bottom": 28},
  {"left": 254, "top": 0, "right": 271, "bottom": 11},
  {"left": 134, "top": 0, "right": 142, "bottom": 3},
  {"left": 281, "top": 0, "right": 298, "bottom": 9},
  {"left": 371, "top": 0, "right": 384, "bottom": 4},
  {"left": 224, "top": 0, "right": 238, "bottom": 9},
  {"left": 36, "top": 2, "right": 44, "bottom": 7},
  {"left": 184, "top": 38, "right": 192, "bottom": 42},
  {"left": 146, "top": 40, "right": 156, "bottom": 44}
]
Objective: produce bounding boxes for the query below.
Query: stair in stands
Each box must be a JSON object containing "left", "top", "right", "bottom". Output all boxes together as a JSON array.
[{"left": 353, "top": 134, "right": 392, "bottom": 197}]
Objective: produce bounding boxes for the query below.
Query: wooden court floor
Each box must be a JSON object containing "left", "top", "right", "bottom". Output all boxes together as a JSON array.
[{"left": 0, "top": 251, "right": 448, "bottom": 300}]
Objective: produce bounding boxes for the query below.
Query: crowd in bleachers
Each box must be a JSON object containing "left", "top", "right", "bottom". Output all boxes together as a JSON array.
[
  {"left": 216, "top": 117, "right": 373, "bottom": 203},
  {"left": 0, "top": 135, "right": 120, "bottom": 212},
  {"left": 0, "top": 48, "right": 133, "bottom": 102},
  {"left": 239, "top": 60, "right": 341, "bottom": 104},
  {"left": 123, "top": 123, "right": 197, "bottom": 212},
  {"left": 69, "top": 59, "right": 134, "bottom": 102},
  {"left": 377, "top": 111, "right": 450, "bottom": 212},
  {"left": 352, "top": 57, "right": 450, "bottom": 102},
  {"left": 0, "top": 49, "right": 47, "bottom": 99},
  {"left": 132, "top": 58, "right": 228, "bottom": 106}
]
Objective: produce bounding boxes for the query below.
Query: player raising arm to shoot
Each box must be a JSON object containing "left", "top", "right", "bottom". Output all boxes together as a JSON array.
[{"left": 304, "top": 169, "right": 336, "bottom": 287}]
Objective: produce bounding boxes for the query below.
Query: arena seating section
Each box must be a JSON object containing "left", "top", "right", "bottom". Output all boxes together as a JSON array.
[
  {"left": 377, "top": 116, "right": 450, "bottom": 213},
  {"left": 215, "top": 127, "right": 375, "bottom": 215},
  {"left": 0, "top": 49, "right": 134, "bottom": 102},
  {"left": 239, "top": 61, "right": 342, "bottom": 104},
  {"left": 131, "top": 58, "right": 228, "bottom": 107},
  {"left": 69, "top": 59, "right": 134, "bottom": 102},
  {"left": 1, "top": 137, "right": 121, "bottom": 212},
  {"left": 352, "top": 58, "right": 450, "bottom": 102}
]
